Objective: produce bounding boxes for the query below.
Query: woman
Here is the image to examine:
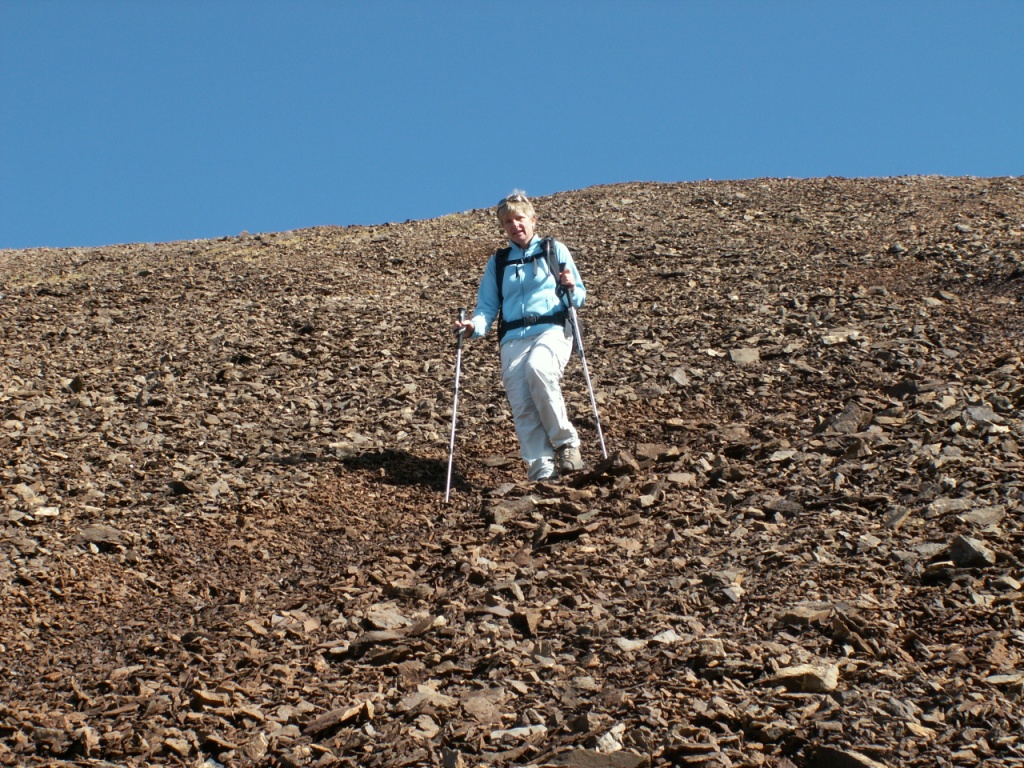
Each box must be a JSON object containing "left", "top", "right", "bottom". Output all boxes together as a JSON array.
[{"left": 454, "top": 191, "right": 585, "bottom": 482}]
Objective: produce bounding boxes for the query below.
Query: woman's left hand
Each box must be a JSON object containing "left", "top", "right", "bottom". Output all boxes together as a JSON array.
[{"left": 559, "top": 268, "right": 575, "bottom": 291}]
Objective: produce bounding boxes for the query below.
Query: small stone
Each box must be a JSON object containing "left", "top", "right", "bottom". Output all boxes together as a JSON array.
[
  {"left": 780, "top": 602, "right": 832, "bottom": 626},
  {"left": 488, "top": 724, "right": 546, "bottom": 743},
  {"left": 613, "top": 637, "right": 649, "bottom": 653},
  {"left": 994, "top": 575, "right": 1022, "bottom": 591},
  {"left": 962, "top": 405, "right": 1003, "bottom": 427},
  {"left": 511, "top": 610, "right": 543, "bottom": 636},
  {"left": 811, "top": 746, "right": 889, "bottom": 768},
  {"left": 668, "top": 367, "right": 690, "bottom": 386},
  {"left": 665, "top": 472, "right": 696, "bottom": 486},
  {"left": 729, "top": 348, "right": 760, "bottom": 365},
  {"left": 820, "top": 328, "right": 862, "bottom": 345},
  {"left": 949, "top": 534, "right": 997, "bottom": 567},
  {"left": 696, "top": 638, "right": 726, "bottom": 659},
  {"left": 549, "top": 748, "right": 650, "bottom": 767},
  {"left": 761, "top": 662, "right": 840, "bottom": 692}
]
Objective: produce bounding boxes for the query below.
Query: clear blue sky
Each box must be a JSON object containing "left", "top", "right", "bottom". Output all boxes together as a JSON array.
[{"left": 2, "top": 1, "right": 1022, "bottom": 250}]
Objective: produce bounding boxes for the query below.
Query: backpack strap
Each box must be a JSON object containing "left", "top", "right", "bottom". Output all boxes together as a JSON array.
[
  {"left": 495, "top": 237, "right": 566, "bottom": 342},
  {"left": 495, "top": 238, "right": 559, "bottom": 307},
  {"left": 494, "top": 245, "right": 513, "bottom": 311},
  {"left": 539, "top": 236, "right": 566, "bottom": 302}
]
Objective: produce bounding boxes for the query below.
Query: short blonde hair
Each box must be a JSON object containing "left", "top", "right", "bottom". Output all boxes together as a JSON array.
[{"left": 496, "top": 189, "right": 536, "bottom": 225}]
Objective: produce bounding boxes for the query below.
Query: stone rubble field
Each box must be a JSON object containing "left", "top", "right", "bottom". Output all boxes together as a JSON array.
[{"left": 2, "top": 176, "right": 1024, "bottom": 767}]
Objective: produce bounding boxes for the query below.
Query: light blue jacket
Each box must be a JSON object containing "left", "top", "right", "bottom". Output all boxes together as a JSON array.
[{"left": 470, "top": 236, "right": 586, "bottom": 344}]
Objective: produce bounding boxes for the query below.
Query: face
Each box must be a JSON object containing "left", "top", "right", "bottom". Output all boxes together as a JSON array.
[{"left": 502, "top": 211, "right": 537, "bottom": 248}]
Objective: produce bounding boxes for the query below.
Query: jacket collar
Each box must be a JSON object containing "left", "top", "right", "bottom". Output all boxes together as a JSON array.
[{"left": 509, "top": 235, "right": 541, "bottom": 254}]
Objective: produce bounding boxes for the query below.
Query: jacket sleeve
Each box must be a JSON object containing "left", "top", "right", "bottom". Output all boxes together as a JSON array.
[{"left": 469, "top": 253, "right": 499, "bottom": 338}]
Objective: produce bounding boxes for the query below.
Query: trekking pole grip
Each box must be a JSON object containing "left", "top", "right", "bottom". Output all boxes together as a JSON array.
[
  {"left": 559, "top": 262, "right": 573, "bottom": 296},
  {"left": 455, "top": 307, "right": 466, "bottom": 348}
]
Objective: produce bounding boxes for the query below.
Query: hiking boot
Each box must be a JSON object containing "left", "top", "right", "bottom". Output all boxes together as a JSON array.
[
  {"left": 556, "top": 443, "right": 583, "bottom": 473},
  {"left": 529, "top": 458, "right": 558, "bottom": 484},
  {"left": 535, "top": 468, "right": 559, "bottom": 483}
]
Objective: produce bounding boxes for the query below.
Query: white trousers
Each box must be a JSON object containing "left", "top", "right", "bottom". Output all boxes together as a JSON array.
[{"left": 500, "top": 324, "right": 579, "bottom": 481}]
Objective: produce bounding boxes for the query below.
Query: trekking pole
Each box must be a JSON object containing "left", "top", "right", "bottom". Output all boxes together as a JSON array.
[
  {"left": 559, "top": 263, "right": 608, "bottom": 459},
  {"left": 444, "top": 308, "right": 467, "bottom": 503}
]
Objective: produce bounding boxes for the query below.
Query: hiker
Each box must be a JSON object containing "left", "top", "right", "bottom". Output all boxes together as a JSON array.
[{"left": 453, "top": 191, "right": 586, "bottom": 483}]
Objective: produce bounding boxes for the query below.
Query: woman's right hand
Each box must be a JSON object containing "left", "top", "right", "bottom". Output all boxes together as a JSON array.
[{"left": 453, "top": 319, "right": 474, "bottom": 337}]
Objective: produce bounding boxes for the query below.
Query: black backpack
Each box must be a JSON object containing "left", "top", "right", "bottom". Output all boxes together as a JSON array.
[{"left": 494, "top": 236, "right": 568, "bottom": 342}]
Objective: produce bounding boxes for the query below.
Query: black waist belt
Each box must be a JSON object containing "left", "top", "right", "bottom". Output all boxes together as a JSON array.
[{"left": 498, "top": 309, "right": 568, "bottom": 341}]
